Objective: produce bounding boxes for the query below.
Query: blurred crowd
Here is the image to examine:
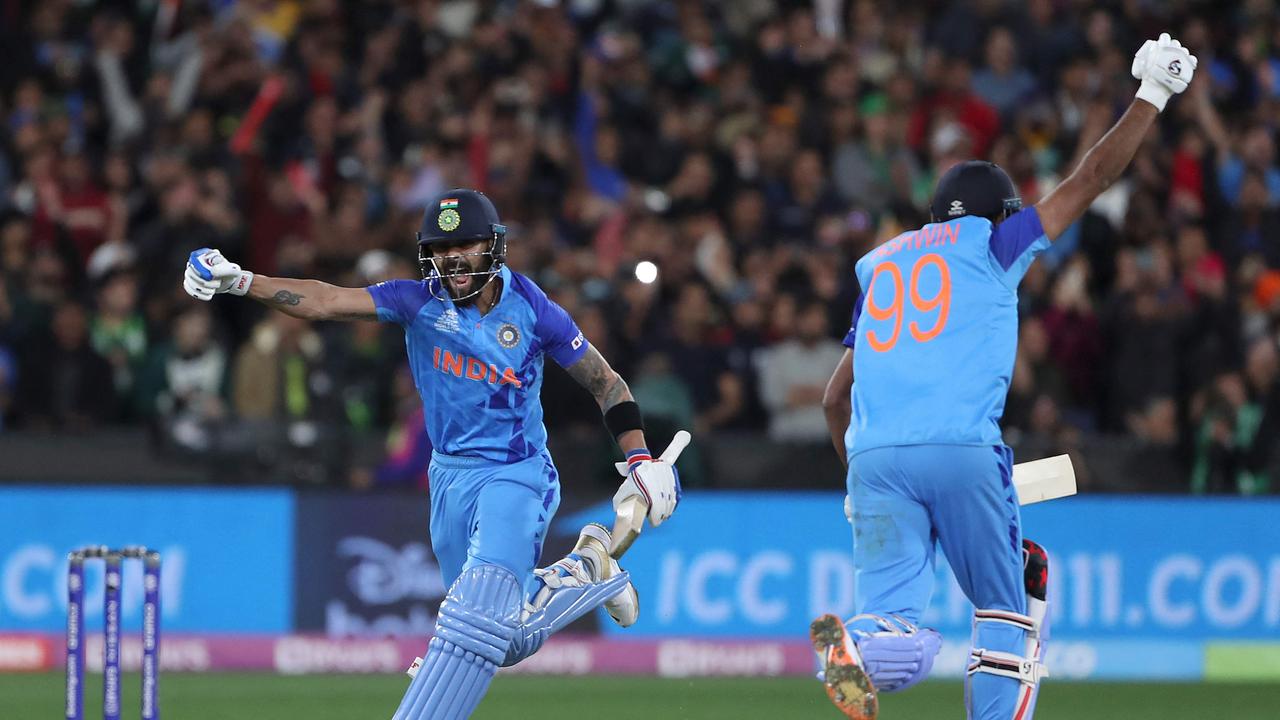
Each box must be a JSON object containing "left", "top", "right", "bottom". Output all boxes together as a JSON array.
[{"left": 2, "top": 0, "right": 1279, "bottom": 493}]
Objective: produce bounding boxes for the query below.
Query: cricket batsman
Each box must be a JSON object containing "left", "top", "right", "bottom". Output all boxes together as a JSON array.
[
  {"left": 182, "top": 188, "right": 681, "bottom": 719},
  {"left": 813, "top": 35, "right": 1196, "bottom": 720}
]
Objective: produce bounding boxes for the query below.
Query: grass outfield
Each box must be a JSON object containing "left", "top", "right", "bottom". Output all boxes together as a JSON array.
[{"left": 4, "top": 672, "right": 1279, "bottom": 719}]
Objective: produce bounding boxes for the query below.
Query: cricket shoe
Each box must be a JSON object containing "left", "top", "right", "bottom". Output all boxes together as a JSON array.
[
  {"left": 810, "top": 614, "right": 878, "bottom": 720},
  {"left": 574, "top": 523, "right": 639, "bottom": 627}
]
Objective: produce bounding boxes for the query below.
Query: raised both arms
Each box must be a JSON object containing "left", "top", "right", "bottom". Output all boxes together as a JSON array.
[{"left": 247, "top": 275, "right": 379, "bottom": 321}]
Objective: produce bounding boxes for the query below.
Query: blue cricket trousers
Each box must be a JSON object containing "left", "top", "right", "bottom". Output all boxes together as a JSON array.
[
  {"left": 428, "top": 450, "right": 561, "bottom": 597},
  {"left": 849, "top": 444, "right": 1027, "bottom": 720}
]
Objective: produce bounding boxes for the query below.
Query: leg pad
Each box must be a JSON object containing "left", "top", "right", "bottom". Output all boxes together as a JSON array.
[{"left": 392, "top": 565, "right": 522, "bottom": 720}]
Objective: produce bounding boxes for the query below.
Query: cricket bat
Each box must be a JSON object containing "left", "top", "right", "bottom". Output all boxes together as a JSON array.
[
  {"left": 610, "top": 430, "right": 690, "bottom": 559},
  {"left": 843, "top": 453, "right": 1077, "bottom": 524},
  {"left": 1011, "top": 453, "right": 1077, "bottom": 505}
]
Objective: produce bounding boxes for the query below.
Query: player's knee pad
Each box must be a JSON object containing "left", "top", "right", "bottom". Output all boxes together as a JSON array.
[
  {"left": 851, "top": 614, "right": 943, "bottom": 694},
  {"left": 434, "top": 564, "right": 523, "bottom": 666},
  {"left": 967, "top": 539, "right": 1051, "bottom": 719},
  {"left": 502, "top": 563, "right": 631, "bottom": 667},
  {"left": 393, "top": 565, "right": 522, "bottom": 720}
]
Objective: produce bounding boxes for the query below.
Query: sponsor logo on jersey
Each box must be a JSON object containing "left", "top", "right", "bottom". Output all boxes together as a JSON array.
[
  {"left": 433, "top": 308, "right": 462, "bottom": 334},
  {"left": 571, "top": 332, "right": 585, "bottom": 351},
  {"left": 432, "top": 347, "right": 523, "bottom": 388},
  {"left": 497, "top": 323, "right": 521, "bottom": 349}
]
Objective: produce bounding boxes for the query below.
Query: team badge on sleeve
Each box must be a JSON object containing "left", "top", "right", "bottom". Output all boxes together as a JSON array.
[{"left": 497, "top": 323, "right": 521, "bottom": 348}]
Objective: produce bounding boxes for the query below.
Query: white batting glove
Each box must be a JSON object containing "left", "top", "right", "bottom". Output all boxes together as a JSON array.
[
  {"left": 1132, "top": 32, "right": 1197, "bottom": 112},
  {"left": 612, "top": 448, "right": 681, "bottom": 527},
  {"left": 184, "top": 248, "right": 253, "bottom": 301}
]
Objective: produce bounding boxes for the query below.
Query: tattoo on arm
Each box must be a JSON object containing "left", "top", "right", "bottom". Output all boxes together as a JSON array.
[
  {"left": 271, "top": 290, "right": 304, "bottom": 306},
  {"left": 566, "top": 345, "right": 632, "bottom": 410}
]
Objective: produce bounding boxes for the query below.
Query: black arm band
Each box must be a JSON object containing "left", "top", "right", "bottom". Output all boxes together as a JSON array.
[{"left": 604, "top": 401, "right": 644, "bottom": 439}]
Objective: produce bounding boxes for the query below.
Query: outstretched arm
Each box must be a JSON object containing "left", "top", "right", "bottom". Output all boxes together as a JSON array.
[
  {"left": 246, "top": 276, "right": 377, "bottom": 321},
  {"left": 823, "top": 348, "right": 854, "bottom": 468},
  {"left": 1038, "top": 33, "right": 1197, "bottom": 240},
  {"left": 184, "top": 247, "right": 377, "bottom": 321}
]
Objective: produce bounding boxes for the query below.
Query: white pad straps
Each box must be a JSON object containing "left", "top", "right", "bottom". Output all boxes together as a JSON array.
[
  {"left": 968, "top": 607, "right": 1048, "bottom": 687},
  {"left": 973, "top": 609, "right": 1039, "bottom": 637},
  {"left": 967, "top": 648, "right": 1048, "bottom": 685}
]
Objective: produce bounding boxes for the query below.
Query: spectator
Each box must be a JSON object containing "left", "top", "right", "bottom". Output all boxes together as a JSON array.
[
  {"left": 90, "top": 270, "right": 147, "bottom": 403},
  {"left": 1191, "top": 338, "right": 1277, "bottom": 496},
  {"left": 758, "top": 299, "right": 846, "bottom": 443},
  {"left": 365, "top": 364, "right": 431, "bottom": 491},
  {"left": 30, "top": 151, "right": 112, "bottom": 269},
  {"left": 908, "top": 54, "right": 1000, "bottom": 159},
  {"left": 972, "top": 27, "right": 1037, "bottom": 121},
  {"left": 231, "top": 311, "right": 345, "bottom": 483},
  {"left": 659, "top": 283, "right": 743, "bottom": 433},
  {"left": 16, "top": 301, "right": 116, "bottom": 429},
  {"left": 831, "top": 93, "right": 920, "bottom": 216},
  {"left": 135, "top": 305, "right": 228, "bottom": 453}
]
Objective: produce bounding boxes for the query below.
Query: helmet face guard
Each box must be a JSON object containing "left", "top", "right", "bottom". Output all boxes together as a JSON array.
[{"left": 416, "top": 224, "right": 508, "bottom": 303}]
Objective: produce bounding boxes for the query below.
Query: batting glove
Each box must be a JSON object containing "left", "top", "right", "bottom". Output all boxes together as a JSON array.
[
  {"left": 1132, "top": 32, "right": 1197, "bottom": 112},
  {"left": 612, "top": 448, "right": 681, "bottom": 527},
  {"left": 184, "top": 248, "right": 253, "bottom": 301}
]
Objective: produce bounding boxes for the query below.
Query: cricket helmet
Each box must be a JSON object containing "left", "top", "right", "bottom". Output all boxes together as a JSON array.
[
  {"left": 416, "top": 188, "right": 508, "bottom": 302},
  {"left": 929, "top": 160, "right": 1022, "bottom": 224}
]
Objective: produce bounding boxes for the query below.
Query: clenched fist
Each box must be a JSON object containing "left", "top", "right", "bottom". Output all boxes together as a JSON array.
[
  {"left": 1132, "top": 33, "right": 1197, "bottom": 112},
  {"left": 184, "top": 248, "right": 254, "bottom": 301}
]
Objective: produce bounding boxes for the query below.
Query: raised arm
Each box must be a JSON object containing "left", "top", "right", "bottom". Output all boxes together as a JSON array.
[
  {"left": 183, "top": 247, "right": 377, "bottom": 321},
  {"left": 1037, "top": 33, "right": 1197, "bottom": 241}
]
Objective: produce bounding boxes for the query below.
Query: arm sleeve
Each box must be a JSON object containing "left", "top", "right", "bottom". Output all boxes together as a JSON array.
[
  {"left": 842, "top": 295, "right": 864, "bottom": 349},
  {"left": 535, "top": 296, "right": 590, "bottom": 368},
  {"left": 366, "top": 280, "right": 429, "bottom": 326},
  {"left": 989, "top": 207, "right": 1051, "bottom": 288}
]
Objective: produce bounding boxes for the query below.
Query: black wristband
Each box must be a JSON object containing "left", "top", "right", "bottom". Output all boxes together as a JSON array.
[{"left": 604, "top": 400, "right": 644, "bottom": 439}]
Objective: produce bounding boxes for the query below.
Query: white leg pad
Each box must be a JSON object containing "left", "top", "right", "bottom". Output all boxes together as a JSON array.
[{"left": 967, "top": 602, "right": 1049, "bottom": 719}]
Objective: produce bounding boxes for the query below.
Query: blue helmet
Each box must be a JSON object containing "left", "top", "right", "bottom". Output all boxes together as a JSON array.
[
  {"left": 929, "top": 160, "right": 1022, "bottom": 224},
  {"left": 416, "top": 189, "right": 508, "bottom": 299}
]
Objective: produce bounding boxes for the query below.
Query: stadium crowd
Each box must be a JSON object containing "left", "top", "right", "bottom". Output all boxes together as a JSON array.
[{"left": 1, "top": 0, "right": 1278, "bottom": 493}]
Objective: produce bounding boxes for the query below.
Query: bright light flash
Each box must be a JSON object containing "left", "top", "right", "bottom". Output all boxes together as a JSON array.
[{"left": 635, "top": 261, "right": 658, "bottom": 284}]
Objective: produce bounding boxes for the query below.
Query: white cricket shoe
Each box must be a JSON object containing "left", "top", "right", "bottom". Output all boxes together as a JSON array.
[{"left": 574, "top": 523, "right": 639, "bottom": 627}]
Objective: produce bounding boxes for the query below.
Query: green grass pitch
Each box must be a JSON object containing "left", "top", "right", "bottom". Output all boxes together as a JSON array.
[{"left": 4, "top": 672, "right": 1278, "bottom": 719}]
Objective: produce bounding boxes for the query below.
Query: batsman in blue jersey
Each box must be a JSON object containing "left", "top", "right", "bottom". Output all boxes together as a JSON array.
[
  {"left": 814, "top": 34, "right": 1197, "bottom": 720},
  {"left": 183, "top": 189, "right": 682, "bottom": 719}
]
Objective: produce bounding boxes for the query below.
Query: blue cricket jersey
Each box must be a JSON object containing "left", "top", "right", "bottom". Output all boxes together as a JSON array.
[
  {"left": 844, "top": 208, "right": 1050, "bottom": 456},
  {"left": 367, "top": 265, "right": 588, "bottom": 463}
]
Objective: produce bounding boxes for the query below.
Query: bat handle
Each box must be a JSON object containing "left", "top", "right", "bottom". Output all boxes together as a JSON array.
[{"left": 659, "top": 430, "right": 691, "bottom": 464}]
